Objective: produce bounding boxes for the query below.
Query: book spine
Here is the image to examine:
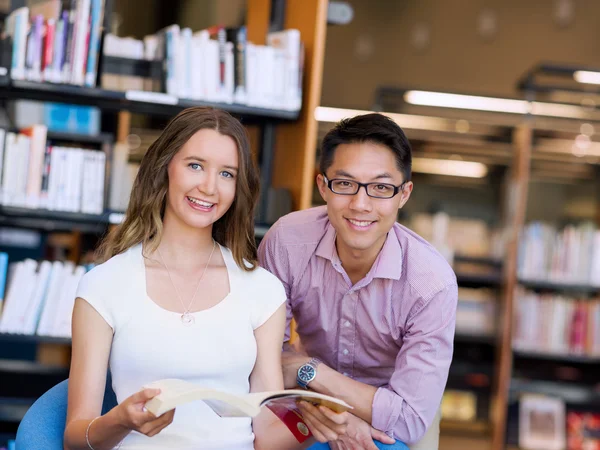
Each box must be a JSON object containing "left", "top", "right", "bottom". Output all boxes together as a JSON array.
[{"left": 84, "top": 0, "right": 104, "bottom": 87}]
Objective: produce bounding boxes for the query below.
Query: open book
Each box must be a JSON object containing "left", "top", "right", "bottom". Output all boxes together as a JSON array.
[{"left": 143, "top": 378, "right": 352, "bottom": 418}]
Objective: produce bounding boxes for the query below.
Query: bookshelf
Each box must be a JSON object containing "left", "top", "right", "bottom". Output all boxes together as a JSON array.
[
  {"left": 0, "top": 0, "right": 328, "bottom": 444},
  {"left": 367, "top": 99, "right": 600, "bottom": 449},
  {"left": 0, "top": 78, "right": 302, "bottom": 121}
]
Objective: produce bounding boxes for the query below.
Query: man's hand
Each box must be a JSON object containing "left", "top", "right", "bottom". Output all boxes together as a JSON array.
[
  {"left": 329, "top": 413, "right": 395, "bottom": 450},
  {"left": 298, "top": 401, "right": 349, "bottom": 443},
  {"left": 282, "top": 351, "right": 310, "bottom": 389}
]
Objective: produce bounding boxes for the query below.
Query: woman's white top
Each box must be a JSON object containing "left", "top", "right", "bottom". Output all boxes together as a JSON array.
[{"left": 75, "top": 243, "right": 286, "bottom": 449}]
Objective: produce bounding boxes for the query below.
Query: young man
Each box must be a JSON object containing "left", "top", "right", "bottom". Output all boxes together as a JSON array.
[{"left": 258, "top": 113, "right": 457, "bottom": 450}]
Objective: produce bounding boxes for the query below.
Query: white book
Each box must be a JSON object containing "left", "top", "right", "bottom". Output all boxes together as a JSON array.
[
  {"left": 224, "top": 42, "right": 234, "bottom": 104},
  {"left": 23, "top": 125, "right": 48, "bottom": 209},
  {"left": 46, "top": 146, "right": 60, "bottom": 210},
  {"left": 108, "top": 144, "right": 128, "bottom": 212},
  {"left": 95, "top": 152, "right": 106, "bottom": 214},
  {"left": 1, "top": 133, "right": 17, "bottom": 206},
  {"left": 8, "top": 259, "right": 39, "bottom": 334},
  {"left": 0, "top": 259, "right": 37, "bottom": 334},
  {"left": 190, "top": 32, "right": 206, "bottom": 100},
  {"left": 51, "top": 265, "right": 86, "bottom": 337},
  {"left": 36, "top": 261, "right": 68, "bottom": 336},
  {"left": 81, "top": 152, "right": 94, "bottom": 214},
  {"left": 0, "top": 262, "right": 24, "bottom": 332},
  {"left": 163, "top": 25, "right": 180, "bottom": 97},
  {"left": 206, "top": 38, "right": 220, "bottom": 102},
  {"left": 70, "top": 149, "right": 84, "bottom": 212},
  {"left": 15, "top": 134, "right": 31, "bottom": 208},
  {"left": 70, "top": 0, "right": 91, "bottom": 85},
  {"left": 6, "top": 8, "right": 30, "bottom": 81},
  {"left": 22, "top": 260, "right": 56, "bottom": 335},
  {"left": 179, "top": 28, "right": 192, "bottom": 99},
  {"left": 0, "top": 129, "right": 6, "bottom": 193},
  {"left": 18, "top": 260, "right": 52, "bottom": 335},
  {"left": 64, "top": 149, "right": 75, "bottom": 211},
  {"left": 245, "top": 43, "right": 258, "bottom": 107},
  {"left": 56, "top": 148, "right": 69, "bottom": 211}
]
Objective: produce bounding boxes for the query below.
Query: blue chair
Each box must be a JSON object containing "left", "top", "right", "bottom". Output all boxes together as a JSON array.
[{"left": 15, "top": 376, "right": 117, "bottom": 450}]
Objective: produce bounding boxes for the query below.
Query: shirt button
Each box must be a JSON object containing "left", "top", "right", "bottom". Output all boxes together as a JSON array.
[
  {"left": 343, "top": 349, "right": 349, "bottom": 355},
  {"left": 344, "top": 320, "right": 351, "bottom": 327}
]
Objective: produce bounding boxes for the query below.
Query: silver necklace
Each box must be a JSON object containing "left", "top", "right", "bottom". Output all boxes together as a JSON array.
[{"left": 157, "top": 240, "right": 216, "bottom": 326}]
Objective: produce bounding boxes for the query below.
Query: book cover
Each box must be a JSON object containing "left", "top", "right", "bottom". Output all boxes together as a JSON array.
[
  {"left": 143, "top": 378, "right": 352, "bottom": 419},
  {"left": 567, "top": 411, "right": 600, "bottom": 450}
]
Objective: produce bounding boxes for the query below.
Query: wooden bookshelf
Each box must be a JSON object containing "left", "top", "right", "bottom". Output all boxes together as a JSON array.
[{"left": 0, "top": 3, "right": 327, "bottom": 444}]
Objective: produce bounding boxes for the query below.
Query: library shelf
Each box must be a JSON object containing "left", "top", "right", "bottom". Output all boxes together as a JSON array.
[
  {"left": 455, "top": 332, "right": 496, "bottom": 346},
  {"left": 513, "top": 349, "right": 600, "bottom": 365},
  {"left": 454, "top": 254, "right": 504, "bottom": 267},
  {"left": 0, "top": 206, "right": 113, "bottom": 233},
  {"left": 0, "top": 77, "right": 301, "bottom": 122},
  {"left": 0, "top": 359, "right": 69, "bottom": 376},
  {"left": 456, "top": 272, "right": 503, "bottom": 287},
  {"left": 518, "top": 278, "right": 600, "bottom": 295},
  {"left": 0, "top": 333, "right": 71, "bottom": 346}
]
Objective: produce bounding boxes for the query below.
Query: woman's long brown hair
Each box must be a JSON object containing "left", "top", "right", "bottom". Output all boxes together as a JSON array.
[{"left": 98, "top": 107, "right": 260, "bottom": 271}]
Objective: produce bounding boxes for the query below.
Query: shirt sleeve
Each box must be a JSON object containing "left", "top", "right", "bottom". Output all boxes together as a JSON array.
[
  {"left": 75, "top": 267, "right": 115, "bottom": 331},
  {"left": 371, "top": 283, "right": 458, "bottom": 444},
  {"left": 257, "top": 225, "right": 294, "bottom": 341}
]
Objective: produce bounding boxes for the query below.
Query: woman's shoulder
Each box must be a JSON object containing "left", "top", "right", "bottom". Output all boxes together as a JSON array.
[
  {"left": 221, "top": 246, "right": 284, "bottom": 289},
  {"left": 83, "top": 244, "right": 142, "bottom": 284}
]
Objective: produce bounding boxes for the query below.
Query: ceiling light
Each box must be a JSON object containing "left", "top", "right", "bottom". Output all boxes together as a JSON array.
[
  {"left": 573, "top": 70, "right": 600, "bottom": 85},
  {"left": 404, "top": 90, "right": 592, "bottom": 119},
  {"left": 405, "top": 90, "right": 529, "bottom": 114},
  {"left": 314, "top": 106, "right": 454, "bottom": 131},
  {"left": 412, "top": 157, "right": 488, "bottom": 178}
]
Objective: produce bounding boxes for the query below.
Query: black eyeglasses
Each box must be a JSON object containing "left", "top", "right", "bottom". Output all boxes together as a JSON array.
[{"left": 323, "top": 176, "right": 406, "bottom": 199}]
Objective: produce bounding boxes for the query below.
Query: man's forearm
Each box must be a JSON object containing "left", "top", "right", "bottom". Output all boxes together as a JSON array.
[{"left": 283, "top": 351, "right": 377, "bottom": 424}]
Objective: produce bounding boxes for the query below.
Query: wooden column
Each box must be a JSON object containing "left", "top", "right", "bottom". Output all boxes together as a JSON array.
[
  {"left": 491, "top": 124, "right": 532, "bottom": 450},
  {"left": 247, "top": 0, "right": 271, "bottom": 45},
  {"left": 248, "top": 0, "right": 328, "bottom": 212},
  {"left": 273, "top": 0, "right": 328, "bottom": 211}
]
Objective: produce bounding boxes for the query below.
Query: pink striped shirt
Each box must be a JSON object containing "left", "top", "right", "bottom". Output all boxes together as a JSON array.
[{"left": 258, "top": 206, "right": 458, "bottom": 443}]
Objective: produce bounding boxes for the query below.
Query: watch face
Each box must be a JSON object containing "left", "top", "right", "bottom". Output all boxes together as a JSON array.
[{"left": 298, "top": 364, "right": 316, "bottom": 382}]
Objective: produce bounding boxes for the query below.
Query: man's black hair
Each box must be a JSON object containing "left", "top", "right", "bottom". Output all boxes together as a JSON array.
[{"left": 320, "top": 113, "right": 412, "bottom": 182}]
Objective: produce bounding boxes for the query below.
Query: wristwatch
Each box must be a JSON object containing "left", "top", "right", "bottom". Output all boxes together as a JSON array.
[{"left": 297, "top": 357, "right": 322, "bottom": 389}]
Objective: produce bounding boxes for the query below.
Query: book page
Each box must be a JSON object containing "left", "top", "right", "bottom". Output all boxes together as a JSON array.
[{"left": 253, "top": 390, "right": 352, "bottom": 414}]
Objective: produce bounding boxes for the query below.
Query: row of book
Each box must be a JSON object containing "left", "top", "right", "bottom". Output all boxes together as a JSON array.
[
  {"left": 0, "top": 253, "right": 87, "bottom": 338},
  {"left": 456, "top": 287, "right": 497, "bottom": 338},
  {"left": 102, "top": 25, "right": 303, "bottom": 111},
  {"left": 0, "top": 126, "right": 106, "bottom": 214},
  {"left": 518, "top": 221, "right": 600, "bottom": 286},
  {"left": 4, "top": 0, "right": 105, "bottom": 87},
  {"left": 512, "top": 287, "right": 600, "bottom": 358}
]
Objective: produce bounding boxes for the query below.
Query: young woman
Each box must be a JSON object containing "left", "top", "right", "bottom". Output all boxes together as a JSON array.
[{"left": 64, "top": 107, "right": 348, "bottom": 450}]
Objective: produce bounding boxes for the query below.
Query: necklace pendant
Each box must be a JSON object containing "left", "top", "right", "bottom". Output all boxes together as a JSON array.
[{"left": 181, "top": 312, "right": 195, "bottom": 326}]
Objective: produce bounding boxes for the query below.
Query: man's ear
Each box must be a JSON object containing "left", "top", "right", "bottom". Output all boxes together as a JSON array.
[
  {"left": 398, "top": 181, "right": 414, "bottom": 209},
  {"left": 316, "top": 174, "right": 328, "bottom": 203}
]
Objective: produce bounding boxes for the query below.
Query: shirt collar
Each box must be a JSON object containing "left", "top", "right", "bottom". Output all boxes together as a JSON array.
[{"left": 315, "top": 223, "right": 403, "bottom": 281}]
